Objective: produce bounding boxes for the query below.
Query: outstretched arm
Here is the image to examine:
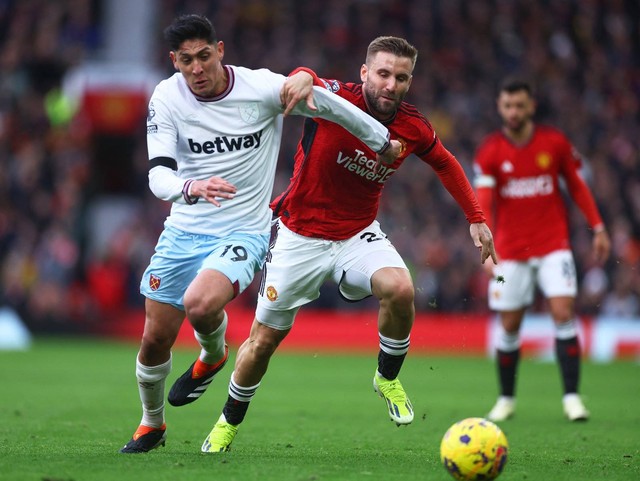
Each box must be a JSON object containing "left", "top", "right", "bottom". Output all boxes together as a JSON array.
[
  {"left": 280, "top": 68, "right": 392, "bottom": 156},
  {"left": 376, "top": 140, "right": 403, "bottom": 171},
  {"left": 423, "top": 142, "right": 498, "bottom": 265},
  {"left": 591, "top": 227, "right": 611, "bottom": 264},
  {"left": 280, "top": 69, "right": 318, "bottom": 116},
  {"left": 470, "top": 222, "right": 498, "bottom": 265},
  {"left": 563, "top": 165, "right": 611, "bottom": 264},
  {"left": 474, "top": 184, "right": 499, "bottom": 274}
]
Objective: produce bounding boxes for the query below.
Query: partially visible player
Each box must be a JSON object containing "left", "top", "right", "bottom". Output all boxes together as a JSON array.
[
  {"left": 474, "top": 78, "right": 611, "bottom": 422},
  {"left": 176, "top": 36, "right": 496, "bottom": 453},
  {"left": 119, "top": 14, "right": 402, "bottom": 454}
]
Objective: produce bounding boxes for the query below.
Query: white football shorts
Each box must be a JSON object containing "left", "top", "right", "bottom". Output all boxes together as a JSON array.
[
  {"left": 488, "top": 249, "right": 578, "bottom": 311},
  {"left": 256, "top": 219, "right": 408, "bottom": 330},
  {"left": 140, "top": 224, "right": 269, "bottom": 310}
]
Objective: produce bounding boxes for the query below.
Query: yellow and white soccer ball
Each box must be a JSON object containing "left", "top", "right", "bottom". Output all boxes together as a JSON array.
[{"left": 440, "top": 417, "right": 509, "bottom": 480}]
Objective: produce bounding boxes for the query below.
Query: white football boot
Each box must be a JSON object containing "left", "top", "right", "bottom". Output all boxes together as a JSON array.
[
  {"left": 487, "top": 396, "right": 515, "bottom": 422},
  {"left": 563, "top": 394, "right": 590, "bottom": 421}
]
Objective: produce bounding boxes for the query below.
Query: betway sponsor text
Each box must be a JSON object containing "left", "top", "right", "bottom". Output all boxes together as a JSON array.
[{"left": 188, "top": 130, "right": 263, "bottom": 154}]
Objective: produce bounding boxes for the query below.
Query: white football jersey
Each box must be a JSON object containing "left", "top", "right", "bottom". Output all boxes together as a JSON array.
[{"left": 146, "top": 65, "right": 389, "bottom": 236}]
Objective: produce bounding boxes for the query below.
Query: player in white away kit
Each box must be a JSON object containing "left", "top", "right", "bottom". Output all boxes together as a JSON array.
[{"left": 120, "top": 14, "right": 401, "bottom": 453}]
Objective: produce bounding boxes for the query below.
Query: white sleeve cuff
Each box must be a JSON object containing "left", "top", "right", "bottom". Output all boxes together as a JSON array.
[{"left": 148, "top": 166, "right": 185, "bottom": 202}]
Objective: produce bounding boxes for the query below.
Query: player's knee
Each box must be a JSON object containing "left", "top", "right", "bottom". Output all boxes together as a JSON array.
[
  {"left": 374, "top": 269, "right": 414, "bottom": 306},
  {"left": 394, "top": 280, "right": 415, "bottom": 305},
  {"left": 184, "top": 293, "right": 223, "bottom": 324},
  {"left": 550, "top": 305, "right": 574, "bottom": 323},
  {"left": 141, "top": 330, "right": 175, "bottom": 354},
  {"left": 553, "top": 310, "right": 575, "bottom": 325},
  {"left": 380, "top": 277, "right": 415, "bottom": 308}
]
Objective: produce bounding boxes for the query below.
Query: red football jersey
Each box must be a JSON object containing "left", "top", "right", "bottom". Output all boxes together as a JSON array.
[
  {"left": 474, "top": 125, "right": 603, "bottom": 260},
  {"left": 272, "top": 80, "right": 484, "bottom": 240}
]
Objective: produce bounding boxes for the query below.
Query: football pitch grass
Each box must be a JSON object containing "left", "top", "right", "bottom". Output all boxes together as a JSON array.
[{"left": 0, "top": 338, "right": 637, "bottom": 481}]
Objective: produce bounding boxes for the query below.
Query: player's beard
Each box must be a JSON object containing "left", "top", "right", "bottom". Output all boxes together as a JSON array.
[
  {"left": 363, "top": 84, "right": 403, "bottom": 120},
  {"left": 504, "top": 116, "right": 528, "bottom": 135}
]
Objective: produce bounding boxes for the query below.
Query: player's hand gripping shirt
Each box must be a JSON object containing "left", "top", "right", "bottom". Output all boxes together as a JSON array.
[
  {"left": 473, "top": 125, "right": 604, "bottom": 260},
  {"left": 271, "top": 79, "right": 484, "bottom": 240},
  {"left": 146, "top": 66, "right": 391, "bottom": 237}
]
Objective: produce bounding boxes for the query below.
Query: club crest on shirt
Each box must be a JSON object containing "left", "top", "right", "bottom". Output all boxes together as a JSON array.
[
  {"left": 239, "top": 102, "right": 260, "bottom": 124},
  {"left": 536, "top": 152, "right": 552, "bottom": 170},
  {"left": 266, "top": 285, "right": 278, "bottom": 301},
  {"left": 149, "top": 274, "right": 161, "bottom": 291}
]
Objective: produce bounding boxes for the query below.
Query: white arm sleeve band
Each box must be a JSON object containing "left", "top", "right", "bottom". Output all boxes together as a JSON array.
[
  {"left": 474, "top": 174, "right": 496, "bottom": 189},
  {"left": 148, "top": 165, "right": 187, "bottom": 203},
  {"left": 289, "top": 86, "right": 390, "bottom": 153}
]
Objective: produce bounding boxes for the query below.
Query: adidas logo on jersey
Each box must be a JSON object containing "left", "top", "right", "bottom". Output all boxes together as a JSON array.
[{"left": 188, "top": 130, "right": 263, "bottom": 154}]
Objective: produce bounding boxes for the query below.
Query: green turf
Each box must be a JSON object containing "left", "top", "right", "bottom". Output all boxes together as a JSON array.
[{"left": 0, "top": 338, "right": 638, "bottom": 481}]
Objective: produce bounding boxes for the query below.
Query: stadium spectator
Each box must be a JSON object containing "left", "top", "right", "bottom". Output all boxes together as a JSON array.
[
  {"left": 473, "top": 78, "right": 611, "bottom": 423},
  {"left": 0, "top": 0, "right": 101, "bottom": 330},
  {"left": 193, "top": 36, "right": 496, "bottom": 453},
  {"left": 119, "top": 13, "right": 401, "bottom": 454}
]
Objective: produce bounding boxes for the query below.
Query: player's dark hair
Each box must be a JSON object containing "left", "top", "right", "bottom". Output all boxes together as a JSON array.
[
  {"left": 500, "top": 77, "right": 535, "bottom": 97},
  {"left": 366, "top": 36, "right": 418, "bottom": 67},
  {"left": 164, "top": 14, "right": 217, "bottom": 51}
]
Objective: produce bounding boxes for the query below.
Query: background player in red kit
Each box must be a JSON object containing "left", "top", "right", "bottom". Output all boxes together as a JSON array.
[
  {"left": 474, "top": 78, "right": 611, "bottom": 422},
  {"left": 196, "top": 36, "right": 497, "bottom": 452}
]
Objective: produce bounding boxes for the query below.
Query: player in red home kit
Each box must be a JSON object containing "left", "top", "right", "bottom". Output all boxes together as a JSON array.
[
  {"left": 188, "top": 36, "right": 497, "bottom": 452},
  {"left": 474, "top": 78, "right": 611, "bottom": 422}
]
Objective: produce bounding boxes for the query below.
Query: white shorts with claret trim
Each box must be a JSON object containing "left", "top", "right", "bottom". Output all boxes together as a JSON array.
[
  {"left": 255, "top": 219, "right": 408, "bottom": 330},
  {"left": 488, "top": 249, "right": 578, "bottom": 311}
]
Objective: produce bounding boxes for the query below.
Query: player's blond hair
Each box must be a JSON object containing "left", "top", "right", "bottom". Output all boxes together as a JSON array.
[{"left": 366, "top": 36, "right": 418, "bottom": 67}]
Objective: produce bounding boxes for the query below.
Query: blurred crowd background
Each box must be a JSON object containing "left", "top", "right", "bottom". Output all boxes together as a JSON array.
[{"left": 0, "top": 0, "right": 638, "bottom": 333}]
